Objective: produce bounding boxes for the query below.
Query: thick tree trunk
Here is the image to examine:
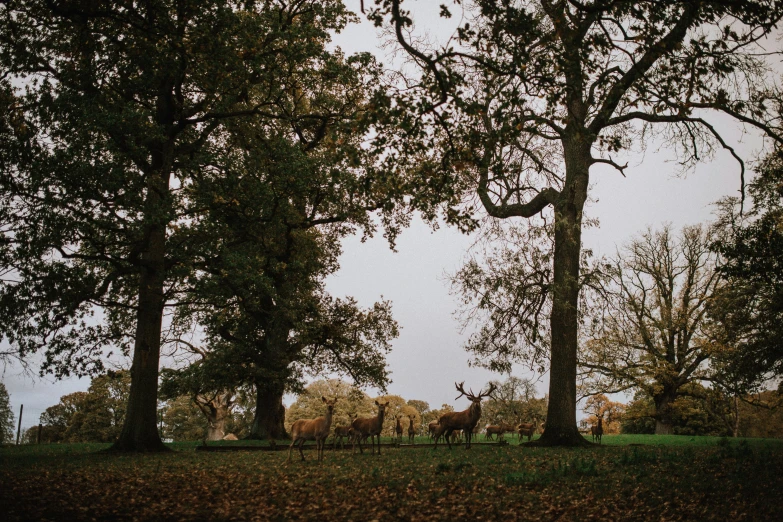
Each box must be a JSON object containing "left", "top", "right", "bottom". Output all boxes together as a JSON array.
[
  {"left": 111, "top": 159, "right": 172, "bottom": 451},
  {"left": 195, "top": 393, "right": 234, "bottom": 441},
  {"left": 732, "top": 396, "right": 740, "bottom": 437},
  {"left": 247, "top": 379, "right": 289, "bottom": 440},
  {"left": 110, "top": 226, "right": 168, "bottom": 452},
  {"left": 207, "top": 417, "right": 227, "bottom": 441},
  {"left": 536, "top": 137, "right": 591, "bottom": 447},
  {"left": 653, "top": 392, "right": 677, "bottom": 435}
]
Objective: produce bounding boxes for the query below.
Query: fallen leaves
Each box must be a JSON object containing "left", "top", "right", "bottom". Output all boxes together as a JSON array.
[{"left": 1, "top": 439, "right": 782, "bottom": 521}]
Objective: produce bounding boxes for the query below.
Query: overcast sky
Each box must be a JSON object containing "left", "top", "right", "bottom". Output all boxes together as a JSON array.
[{"left": 1, "top": 1, "right": 777, "bottom": 434}]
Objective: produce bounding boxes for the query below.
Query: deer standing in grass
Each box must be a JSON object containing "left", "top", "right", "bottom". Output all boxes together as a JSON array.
[
  {"left": 407, "top": 417, "right": 416, "bottom": 444},
  {"left": 427, "top": 420, "right": 439, "bottom": 441},
  {"left": 331, "top": 425, "right": 353, "bottom": 450},
  {"left": 485, "top": 424, "right": 504, "bottom": 441},
  {"left": 591, "top": 417, "right": 603, "bottom": 444},
  {"left": 288, "top": 397, "right": 337, "bottom": 462},
  {"left": 352, "top": 400, "right": 389, "bottom": 455},
  {"left": 517, "top": 422, "right": 536, "bottom": 442},
  {"left": 435, "top": 382, "right": 497, "bottom": 450},
  {"left": 395, "top": 415, "right": 403, "bottom": 444}
]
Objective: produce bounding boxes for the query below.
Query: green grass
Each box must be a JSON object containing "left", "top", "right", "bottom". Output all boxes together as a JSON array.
[{"left": 2, "top": 435, "right": 782, "bottom": 521}]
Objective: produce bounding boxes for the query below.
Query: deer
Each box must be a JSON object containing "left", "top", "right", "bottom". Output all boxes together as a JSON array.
[
  {"left": 591, "top": 416, "right": 604, "bottom": 444},
  {"left": 517, "top": 421, "right": 536, "bottom": 442},
  {"left": 427, "top": 420, "right": 439, "bottom": 441},
  {"left": 331, "top": 425, "right": 353, "bottom": 450},
  {"left": 287, "top": 396, "right": 337, "bottom": 462},
  {"left": 351, "top": 400, "right": 389, "bottom": 455},
  {"left": 407, "top": 416, "right": 416, "bottom": 444},
  {"left": 395, "top": 415, "right": 404, "bottom": 444},
  {"left": 485, "top": 424, "right": 504, "bottom": 441},
  {"left": 435, "top": 382, "right": 497, "bottom": 450}
]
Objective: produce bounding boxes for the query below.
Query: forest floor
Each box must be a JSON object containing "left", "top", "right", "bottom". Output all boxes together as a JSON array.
[{"left": 1, "top": 434, "right": 782, "bottom": 521}]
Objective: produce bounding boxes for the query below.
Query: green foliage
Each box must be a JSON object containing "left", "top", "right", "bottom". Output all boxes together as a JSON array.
[
  {"left": 620, "top": 389, "right": 728, "bottom": 437},
  {"left": 711, "top": 149, "right": 783, "bottom": 389},
  {"left": 38, "top": 371, "right": 130, "bottom": 443},
  {"left": 0, "top": 382, "right": 14, "bottom": 443},
  {"left": 482, "top": 375, "right": 547, "bottom": 426}
]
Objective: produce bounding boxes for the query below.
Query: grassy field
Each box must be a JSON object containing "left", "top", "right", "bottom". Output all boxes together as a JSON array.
[{"left": 2, "top": 434, "right": 782, "bottom": 521}]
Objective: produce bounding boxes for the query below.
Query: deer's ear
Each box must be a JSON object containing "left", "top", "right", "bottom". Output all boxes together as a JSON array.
[
  {"left": 375, "top": 400, "right": 379, "bottom": 406},
  {"left": 322, "top": 396, "right": 327, "bottom": 403}
]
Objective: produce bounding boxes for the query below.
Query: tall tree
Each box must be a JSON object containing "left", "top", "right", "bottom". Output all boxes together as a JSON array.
[
  {"left": 0, "top": 382, "right": 13, "bottom": 443},
  {"left": 368, "top": 0, "right": 783, "bottom": 444},
  {"left": 0, "top": 0, "right": 383, "bottom": 452},
  {"left": 580, "top": 225, "right": 722, "bottom": 434}
]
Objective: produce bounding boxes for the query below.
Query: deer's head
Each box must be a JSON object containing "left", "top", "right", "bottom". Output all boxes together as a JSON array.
[{"left": 321, "top": 396, "right": 338, "bottom": 414}]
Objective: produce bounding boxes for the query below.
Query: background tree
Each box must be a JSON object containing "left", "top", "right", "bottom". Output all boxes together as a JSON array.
[
  {"left": 582, "top": 394, "right": 625, "bottom": 434},
  {"left": 482, "top": 375, "right": 546, "bottom": 426},
  {"left": 285, "top": 379, "right": 376, "bottom": 434},
  {"left": 580, "top": 225, "right": 721, "bottom": 434},
  {"left": 369, "top": 0, "right": 783, "bottom": 445},
  {"left": 422, "top": 404, "right": 454, "bottom": 428},
  {"left": 0, "top": 382, "right": 14, "bottom": 443},
  {"left": 159, "top": 396, "right": 208, "bottom": 442},
  {"left": 620, "top": 386, "right": 727, "bottom": 436},
  {"left": 35, "top": 370, "right": 130, "bottom": 443}
]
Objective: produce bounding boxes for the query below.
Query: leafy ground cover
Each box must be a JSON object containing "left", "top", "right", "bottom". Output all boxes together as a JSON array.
[{"left": 2, "top": 435, "right": 781, "bottom": 521}]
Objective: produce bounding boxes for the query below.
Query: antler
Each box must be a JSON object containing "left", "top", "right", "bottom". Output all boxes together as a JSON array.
[
  {"left": 479, "top": 382, "right": 498, "bottom": 399},
  {"left": 454, "top": 381, "right": 469, "bottom": 400}
]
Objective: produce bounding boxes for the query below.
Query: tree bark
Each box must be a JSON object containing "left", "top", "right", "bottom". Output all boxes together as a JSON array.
[
  {"left": 653, "top": 392, "right": 677, "bottom": 435},
  {"left": 110, "top": 233, "right": 168, "bottom": 451},
  {"left": 207, "top": 417, "right": 227, "bottom": 441},
  {"left": 195, "top": 393, "right": 234, "bottom": 441},
  {"left": 247, "top": 379, "right": 289, "bottom": 440},
  {"left": 111, "top": 144, "right": 173, "bottom": 451},
  {"left": 536, "top": 136, "right": 592, "bottom": 447}
]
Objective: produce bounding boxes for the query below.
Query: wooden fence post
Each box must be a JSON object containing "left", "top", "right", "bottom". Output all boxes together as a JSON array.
[{"left": 15, "top": 404, "right": 23, "bottom": 445}]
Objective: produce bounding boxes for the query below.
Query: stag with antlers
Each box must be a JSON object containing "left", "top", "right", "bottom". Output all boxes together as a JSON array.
[
  {"left": 288, "top": 397, "right": 337, "bottom": 462},
  {"left": 435, "top": 382, "right": 497, "bottom": 450},
  {"left": 352, "top": 400, "right": 389, "bottom": 455}
]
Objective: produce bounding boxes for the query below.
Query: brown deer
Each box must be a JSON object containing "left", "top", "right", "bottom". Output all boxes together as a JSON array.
[
  {"left": 427, "top": 420, "right": 439, "bottom": 441},
  {"left": 407, "top": 417, "right": 416, "bottom": 444},
  {"left": 591, "top": 417, "right": 603, "bottom": 444},
  {"left": 287, "top": 397, "right": 337, "bottom": 462},
  {"left": 395, "top": 415, "right": 404, "bottom": 444},
  {"left": 435, "top": 382, "right": 497, "bottom": 449},
  {"left": 352, "top": 400, "right": 389, "bottom": 455},
  {"left": 485, "top": 424, "right": 504, "bottom": 441},
  {"left": 331, "top": 425, "right": 353, "bottom": 450},
  {"left": 517, "top": 422, "right": 536, "bottom": 442}
]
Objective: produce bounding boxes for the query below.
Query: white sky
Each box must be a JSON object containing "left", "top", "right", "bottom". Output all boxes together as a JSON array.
[{"left": 1, "top": 1, "right": 778, "bottom": 434}]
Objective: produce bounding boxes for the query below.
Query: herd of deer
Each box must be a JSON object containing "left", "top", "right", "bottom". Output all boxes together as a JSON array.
[
  {"left": 290, "top": 382, "right": 490, "bottom": 462},
  {"left": 287, "top": 381, "right": 604, "bottom": 461}
]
